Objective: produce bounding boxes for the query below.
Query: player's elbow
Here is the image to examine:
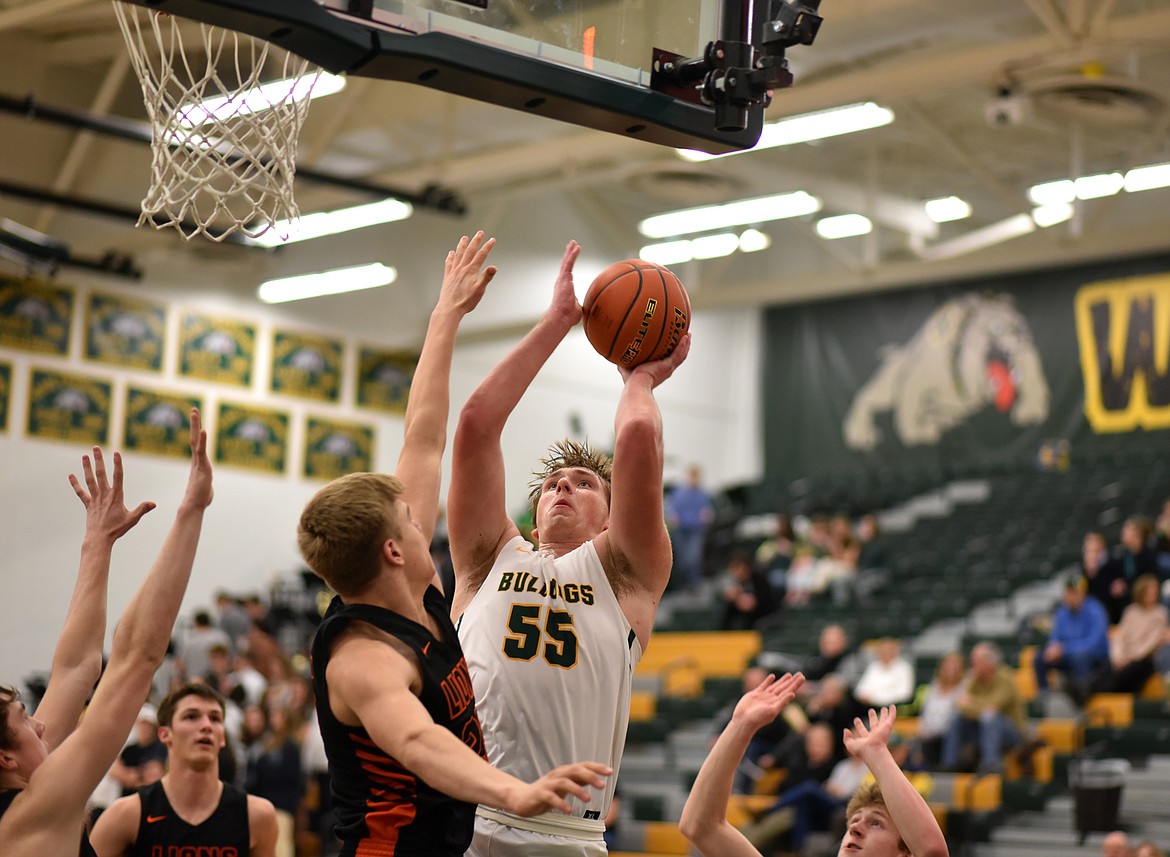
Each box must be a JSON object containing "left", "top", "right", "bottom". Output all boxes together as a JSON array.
[
  {"left": 918, "top": 833, "right": 950, "bottom": 857},
  {"left": 678, "top": 805, "right": 719, "bottom": 848},
  {"left": 613, "top": 413, "right": 662, "bottom": 457},
  {"left": 455, "top": 398, "right": 501, "bottom": 447}
]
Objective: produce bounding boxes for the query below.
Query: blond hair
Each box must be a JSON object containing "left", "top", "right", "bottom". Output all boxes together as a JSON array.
[
  {"left": 527, "top": 439, "right": 613, "bottom": 521},
  {"left": 0, "top": 685, "right": 18, "bottom": 749},
  {"left": 845, "top": 782, "right": 908, "bottom": 853},
  {"left": 297, "top": 472, "right": 405, "bottom": 597}
]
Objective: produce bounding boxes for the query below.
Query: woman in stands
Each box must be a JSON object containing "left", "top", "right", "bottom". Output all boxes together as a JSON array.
[
  {"left": 1094, "top": 574, "right": 1168, "bottom": 694},
  {"left": 680, "top": 672, "right": 949, "bottom": 857}
]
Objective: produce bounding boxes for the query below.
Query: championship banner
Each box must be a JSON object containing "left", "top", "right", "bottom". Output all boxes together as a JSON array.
[
  {"left": 0, "top": 276, "right": 73, "bottom": 355},
  {"left": 179, "top": 312, "right": 255, "bottom": 387},
  {"left": 85, "top": 292, "right": 166, "bottom": 372},
  {"left": 357, "top": 347, "right": 417, "bottom": 414},
  {"left": 304, "top": 416, "right": 375, "bottom": 480},
  {"left": 0, "top": 362, "right": 10, "bottom": 431},
  {"left": 270, "top": 329, "right": 343, "bottom": 402},
  {"left": 27, "top": 368, "right": 111, "bottom": 446},
  {"left": 123, "top": 387, "right": 201, "bottom": 458},
  {"left": 216, "top": 401, "right": 288, "bottom": 474}
]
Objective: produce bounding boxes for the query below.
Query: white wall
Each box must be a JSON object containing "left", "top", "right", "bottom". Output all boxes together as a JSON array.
[{"left": 0, "top": 268, "right": 761, "bottom": 685}]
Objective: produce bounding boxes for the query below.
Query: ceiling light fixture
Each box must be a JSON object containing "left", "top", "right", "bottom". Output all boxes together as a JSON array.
[
  {"left": 815, "top": 213, "right": 873, "bottom": 239},
  {"left": 180, "top": 71, "right": 347, "bottom": 128},
  {"left": 247, "top": 198, "right": 414, "bottom": 247},
  {"left": 676, "top": 101, "right": 895, "bottom": 162},
  {"left": 924, "top": 196, "right": 972, "bottom": 223},
  {"left": 1124, "top": 162, "right": 1170, "bottom": 192},
  {"left": 638, "top": 191, "right": 821, "bottom": 238},
  {"left": 258, "top": 262, "right": 396, "bottom": 304},
  {"left": 1030, "top": 160, "right": 1170, "bottom": 205},
  {"left": 640, "top": 229, "right": 772, "bottom": 265}
]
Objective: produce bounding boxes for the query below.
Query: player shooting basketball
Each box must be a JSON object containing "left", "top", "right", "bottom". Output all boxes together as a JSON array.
[
  {"left": 297, "top": 233, "right": 609, "bottom": 857},
  {"left": 448, "top": 239, "right": 691, "bottom": 856}
]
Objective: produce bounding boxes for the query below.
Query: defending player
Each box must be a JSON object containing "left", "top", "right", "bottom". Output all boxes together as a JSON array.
[
  {"left": 89, "top": 682, "right": 278, "bottom": 857},
  {"left": 448, "top": 239, "right": 691, "bottom": 855},
  {"left": 0, "top": 411, "right": 213, "bottom": 857},
  {"left": 680, "top": 675, "right": 949, "bottom": 857},
  {"left": 297, "top": 233, "right": 609, "bottom": 857}
]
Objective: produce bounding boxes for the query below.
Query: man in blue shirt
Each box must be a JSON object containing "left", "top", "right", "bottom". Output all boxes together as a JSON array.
[
  {"left": 1033, "top": 575, "right": 1111, "bottom": 705},
  {"left": 666, "top": 465, "right": 715, "bottom": 591}
]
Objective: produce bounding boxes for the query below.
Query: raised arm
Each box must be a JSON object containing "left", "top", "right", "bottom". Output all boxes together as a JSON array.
[
  {"left": 394, "top": 231, "right": 496, "bottom": 546},
  {"left": 680, "top": 673, "right": 805, "bottom": 857},
  {"left": 595, "top": 332, "right": 691, "bottom": 644},
  {"left": 448, "top": 241, "right": 582, "bottom": 605},
  {"left": 0, "top": 410, "right": 213, "bottom": 857},
  {"left": 328, "top": 630, "right": 610, "bottom": 815},
  {"left": 843, "top": 707, "right": 949, "bottom": 857},
  {"left": 35, "top": 450, "right": 155, "bottom": 751}
]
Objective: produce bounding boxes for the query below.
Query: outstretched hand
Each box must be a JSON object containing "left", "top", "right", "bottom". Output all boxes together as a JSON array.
[
  {"left": 843, "top": 705, "right": 897, "bottom": 761},
  {"left": 731, "top": 672, "right": 805, "bottom": 733},
  {"left": 69, "top": 448, "right": 156, "bottom": 541},
  {"left": 546, "top": 240, "right": 583, "bottom": 329},
  {"left": 181, "top": 408, "right": 213, "bottom": 510},
  {"left": 618, "top": 331, "right": 691, "bottom": 388},
  {"left": 440, "top": 231, "right": 497, "bottom": 315},
  {"left": 506, "top": 761, "right": 612, "bottom": 816}
]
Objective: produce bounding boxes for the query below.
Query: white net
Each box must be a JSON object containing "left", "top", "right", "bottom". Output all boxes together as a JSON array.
[{"left": 112, "top": 1, "right": 324, "bottom": 241}]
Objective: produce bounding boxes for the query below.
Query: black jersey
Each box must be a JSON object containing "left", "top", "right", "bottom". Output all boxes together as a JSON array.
[
  {"left": 130, "top": 780, "right": 250, "bottom": 857},
  {"left": 310, "top": 587, "right": 485, "bottom": 857}
]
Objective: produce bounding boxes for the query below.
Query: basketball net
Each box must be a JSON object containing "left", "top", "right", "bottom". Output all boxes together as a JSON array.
[{"left": 112, "top": 1, "right": 323, "bottom": 241}]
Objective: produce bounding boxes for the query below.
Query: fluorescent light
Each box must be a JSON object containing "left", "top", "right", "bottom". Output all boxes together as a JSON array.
[
  {"left": 1031, "top": 203, "right": 1074, "bottom": 228},
  {"left": 638, "top": 191, "right": 821, "bottom": 238},
  {"left": 640, "top": 240, "right": 695, "bottom": 266},
  {"left": 1125, "top": 162, "right": 1170, "bottom": 192},
  {"left": 738, "top": 228, "right": 771, "bottom": 252},
  {"left": 258, "top": 262, "right": 396, "bottom": 303},
  {"left": 816, "top": 214, "right": 872, "bottom": 239},
  {"left": 924, "top": 196, "right": 972, "bottom": 223},
  {"left": 1028, "top": 179, "right": 1075, "bottom": 206},
  {"left": 677, "top": 102, "right": 894, "bottom": 162},
  {"left": 248, "top": 199, "right": 413, "bottom": 247},
  {"left": 1074, "top": 172, "right": 1124, "bottom": 200},
  {"left": 179, "top": 71, "right": 347, "bottom": 128},
  {"left": 691, "top": 233, "right": 740, "bottom": 259}
]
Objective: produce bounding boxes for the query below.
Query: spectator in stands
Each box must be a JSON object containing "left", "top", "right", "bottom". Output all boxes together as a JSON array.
[
  {"left": 1034, "top": 575, "right": 1111, "bottom": 705},
  {"left": 244, "top": 705, "right": 304, "bottom": 857},
  {"left": 1081, "top": 531, "right": 1123, "bottom": 623},
  {"left": 204, "top": 642, "right": 234, "bottom": 697},
  {"left": 853, "top": 639, "right": 915, "bottom": 709},
  {"left": 1102, "top": 830, "right": 1130, "bottom": 857},
  {"left": 856, "top": 514, "right": 890, "bottom": 572},
  {"left": 756, "top": 624, "right": 861, "bottom": 698},
  {"left": 230, "top": 650, "right": 269, "bottom": 708},
  {"left": 755, "top": 513, "right": 796, "bottom": 588},
  {"left": 941, "top": 642, "right": 1025, "bottom": 774},
  {"left": 1102, "top": 516, "right": 1160, "bottom": 614},
  {"left": 783, "top": 547, "right": 821, "bottom": 606},
  {"left": 178, "top": 610, "right": 232, "bottom": 683},
  {"left": 1156, "top": 499, "right": 1170, "bottom": 553},
  {"left": 1093, "top": 574, "right": 1169, "bottom": 694},
  {"left": 1134, "top": 840, "right": 1165, "bottom": 857},
  {"left": 106, "top": 704, "right": 166, "bottom": 797},
  {"left": 215, "top": 590, "right": 252, "bottom": 654},
  {"left": 907, "top": 652, "right": 965, "bottom": 769},
  {"left": 803, "top": 673, "right": 867, "bottom": 760},
  {"left": 743, "top": 722, "right": 839, "bottom": 853},
  {"left": 666, "top": 463, "right": 715, "bottom": 591},
  {"left": 719, "top": 551, "right": 779, "bottom": 631}
]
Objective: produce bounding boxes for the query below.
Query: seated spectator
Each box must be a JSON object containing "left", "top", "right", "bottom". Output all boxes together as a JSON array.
[
  {"left": 824, "top": 537, "right": 863, "bottom": 606},
  {"left": 1135, "top": 840, "right": 1166, "bottom": 857},
  {"left": 106, "top": 704, "right": 167, "bottom": 797},
  {"left": 244, "top": 704, "right": 305, "bottom": 857},
  {"left": 757, "top": 623, "right": 862, "bottom": 700},
  {"left": 1102, "top": 831, "right": 1130, "bottom": 857},
  {"left": 754, "top": 513, "right": 796, "bottom": 586},
  {"left": 1101, "top": 516, "right": 1160, "bottom": 619},
  {"left": 1033, "top": 575, "right": 1111, "bottom": 705},
  {"left": 719, "top": 552, "right": 779, "bottom": 631},
  {"left": 908, "top": 652, "right": 965, "bottom": 769},
  {"left": 941, "top": 642, "right": 1025, "bottom": 774},
  {"left": 856, "top": 514, "right": 890, "bottom": 572},
  {"left": 853, "top": 639, "right": 915, "bottom": 709},
  {"left": 783, "top": 547, "right": 821, "bottom": 606},
  {"left": 1081, "top": 531, "right": 1122, "bottom": 623},
  {"left": 742, "top": 723, "right": 839, "bottom": 853},
  {"left": 801, "top": 673, "right": 867, "bottom": 760},
  {"left": 1094, "top": 574, "right": 1169, "bottom": 694}
]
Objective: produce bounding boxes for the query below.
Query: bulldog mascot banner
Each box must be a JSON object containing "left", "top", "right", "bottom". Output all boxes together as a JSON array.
[{"left": 761, "top": 252, "right": 1170, "bottom": 484}]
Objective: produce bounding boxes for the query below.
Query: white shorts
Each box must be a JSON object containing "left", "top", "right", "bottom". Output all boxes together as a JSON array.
[{"left": 466, "top": 814, "right": 608, "bottom": 857}]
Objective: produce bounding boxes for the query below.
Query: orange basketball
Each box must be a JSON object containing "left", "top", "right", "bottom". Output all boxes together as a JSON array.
[{"left": 582, "top": 259, "right": 690, "bottom": 367}]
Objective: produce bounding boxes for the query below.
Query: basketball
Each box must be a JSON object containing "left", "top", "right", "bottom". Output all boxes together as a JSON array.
[{"left": 582, "top": 259, "right": 690, "bottom": 367}]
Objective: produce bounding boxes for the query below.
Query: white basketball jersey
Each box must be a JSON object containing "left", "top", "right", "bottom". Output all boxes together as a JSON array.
[{"left": 457, "top": 535, "right": 641, "bottom": 821}]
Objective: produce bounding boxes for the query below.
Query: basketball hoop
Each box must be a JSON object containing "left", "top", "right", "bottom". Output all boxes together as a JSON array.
[{"left": 112, "top": 1, "right": 326, "bottom": 242}]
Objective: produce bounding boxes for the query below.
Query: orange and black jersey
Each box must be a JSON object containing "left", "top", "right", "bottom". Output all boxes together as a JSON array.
[
  {"left": 129, "top": 780, "right": 249, "bottom": 857},
  {"left": 311, "top": 587, "right": 485, "bottom": 857}
]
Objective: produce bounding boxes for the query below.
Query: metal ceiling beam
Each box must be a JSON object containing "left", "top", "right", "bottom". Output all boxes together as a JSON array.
[
  {"left": 0, "top": 0, "right": 96, "bottom": 33},
  {"left": 1022, "top": 0, "right": 1076, "bottom": 49}
]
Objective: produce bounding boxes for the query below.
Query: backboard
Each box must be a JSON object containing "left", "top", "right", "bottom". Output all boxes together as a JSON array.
[{"left": 112, "top": 0, "right": 769, "bottom": 153}]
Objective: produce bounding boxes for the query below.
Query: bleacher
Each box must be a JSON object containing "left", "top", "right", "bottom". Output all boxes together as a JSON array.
[{"left": 611, "top": 456, "right": 1169, "bottom": 855}]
